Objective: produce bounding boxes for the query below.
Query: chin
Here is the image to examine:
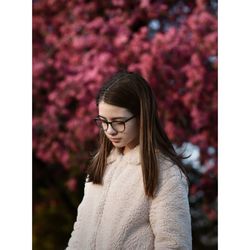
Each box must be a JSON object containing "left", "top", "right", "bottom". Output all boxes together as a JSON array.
[
  {"left": 112, "top": 141, "right": 125, "bottom": 148},
  {"left": 112, "top": 142, "right": 123, "bottom": 146}
]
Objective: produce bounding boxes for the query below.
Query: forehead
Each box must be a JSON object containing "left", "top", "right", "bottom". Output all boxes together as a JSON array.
[{"left": 98, "top": 101, "right": 131, "bottom": 119}]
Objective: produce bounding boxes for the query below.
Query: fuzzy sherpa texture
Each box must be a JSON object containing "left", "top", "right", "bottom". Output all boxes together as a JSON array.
[{"left": 66, "top": 145, "right": 192, "bottom": 250}]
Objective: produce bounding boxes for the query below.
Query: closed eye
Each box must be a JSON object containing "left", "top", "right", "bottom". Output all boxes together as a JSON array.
[{"left": 113, "top": 121, "right": 124, "bottom": 124}]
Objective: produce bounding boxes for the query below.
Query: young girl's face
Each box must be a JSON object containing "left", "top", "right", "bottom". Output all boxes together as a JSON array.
[{"left": 98, "top": 101, "right": 139, "bottom": 153}]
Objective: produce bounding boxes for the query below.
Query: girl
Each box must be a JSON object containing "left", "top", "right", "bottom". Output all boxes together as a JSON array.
[{"left": 66, "top": 71, "right": 192, "bottom": 249}]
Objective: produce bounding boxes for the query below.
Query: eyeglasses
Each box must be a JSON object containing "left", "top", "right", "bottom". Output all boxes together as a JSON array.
[{"left": 94, "top": 115, "right": 135, "bottom": 132}]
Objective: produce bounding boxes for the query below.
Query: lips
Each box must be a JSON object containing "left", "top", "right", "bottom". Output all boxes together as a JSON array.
[{"left": 110, "top": 138, "right": 121, "bottom": 142}]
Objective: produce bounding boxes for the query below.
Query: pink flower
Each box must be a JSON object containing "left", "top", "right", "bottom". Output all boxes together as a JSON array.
[
  {"left": 72, "top": 36, "right": 85, "bottom": 50},
  {"left": 140, "top": 0, "right": 149, "bottom": 8},
  {"left": 33, "top": 61, "right": 45, "bottom": 77},
  {"left": 112, "top": 0, "right": 125, "bottom": 7},
  {"left": 66, "top": 178, "right": 77, "bottom": 192},
  {"left": 114, "top": 34, "right": 128, "bottom": 47}
]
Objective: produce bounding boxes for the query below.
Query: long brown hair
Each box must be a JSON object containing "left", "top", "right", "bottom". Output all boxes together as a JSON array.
[{"left": 86, "top": 71, "right": 190, "bottom": 198}]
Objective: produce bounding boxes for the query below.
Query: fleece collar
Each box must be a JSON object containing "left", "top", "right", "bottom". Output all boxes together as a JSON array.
[{"left": 107, "top": 144, "right": 141, "bottom": 165}]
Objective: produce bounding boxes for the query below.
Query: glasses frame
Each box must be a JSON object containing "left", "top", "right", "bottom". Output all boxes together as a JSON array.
[{"left": 94, "top": 115, "right": 136, "bottom": 132}]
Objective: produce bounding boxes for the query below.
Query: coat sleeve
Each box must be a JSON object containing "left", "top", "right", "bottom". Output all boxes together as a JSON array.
[
  {"left": 65, "top": 194, "right": 85, "bottom": 249},
  {"left": 149, "top": 167, "right": 192, "bottom": 250}
]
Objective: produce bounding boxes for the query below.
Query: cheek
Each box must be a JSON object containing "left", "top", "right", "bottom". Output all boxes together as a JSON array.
[{"left": 125, "top": 123, "right": 139, "bottom": 139}]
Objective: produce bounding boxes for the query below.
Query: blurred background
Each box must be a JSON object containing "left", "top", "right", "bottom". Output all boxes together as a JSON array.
[{"left": 33, "top": 0, "right": 217, "bottom": 249}]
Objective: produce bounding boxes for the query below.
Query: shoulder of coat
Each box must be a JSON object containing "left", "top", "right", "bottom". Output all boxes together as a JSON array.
[{"left": 156, "top": 152, "right": 185, "bottom": 180}]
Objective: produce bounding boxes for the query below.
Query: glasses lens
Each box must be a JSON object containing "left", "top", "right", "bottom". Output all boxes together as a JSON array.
[
  {"left": 112, "top": 121, "right": 125, "bottom": 132},
  {"left": 95, "top": 119, "right": 108, "bottom": 130}
]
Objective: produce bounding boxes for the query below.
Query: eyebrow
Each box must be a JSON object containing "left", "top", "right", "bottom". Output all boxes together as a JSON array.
[{"left": 98, "top": 115, "right": 127, "bottom": 121}]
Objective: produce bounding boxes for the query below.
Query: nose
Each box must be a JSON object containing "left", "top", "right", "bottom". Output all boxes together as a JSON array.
[{"left": 106, "top": 124, "right": 117, "bottom": 135}]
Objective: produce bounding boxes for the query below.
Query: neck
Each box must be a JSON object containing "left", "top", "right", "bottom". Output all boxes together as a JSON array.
[{"left": 122, "top": 142, "right": 139, "bottom": 155}]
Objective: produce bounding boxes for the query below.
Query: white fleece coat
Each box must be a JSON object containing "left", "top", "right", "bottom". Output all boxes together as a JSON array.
[{"left": 66, "top": 145, "right": 192, "bottom": 249}]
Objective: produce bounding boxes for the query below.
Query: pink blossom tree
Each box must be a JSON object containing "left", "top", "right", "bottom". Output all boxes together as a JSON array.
[{"left": 33, "top": 0, "right": 217, "bottom": 248}]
